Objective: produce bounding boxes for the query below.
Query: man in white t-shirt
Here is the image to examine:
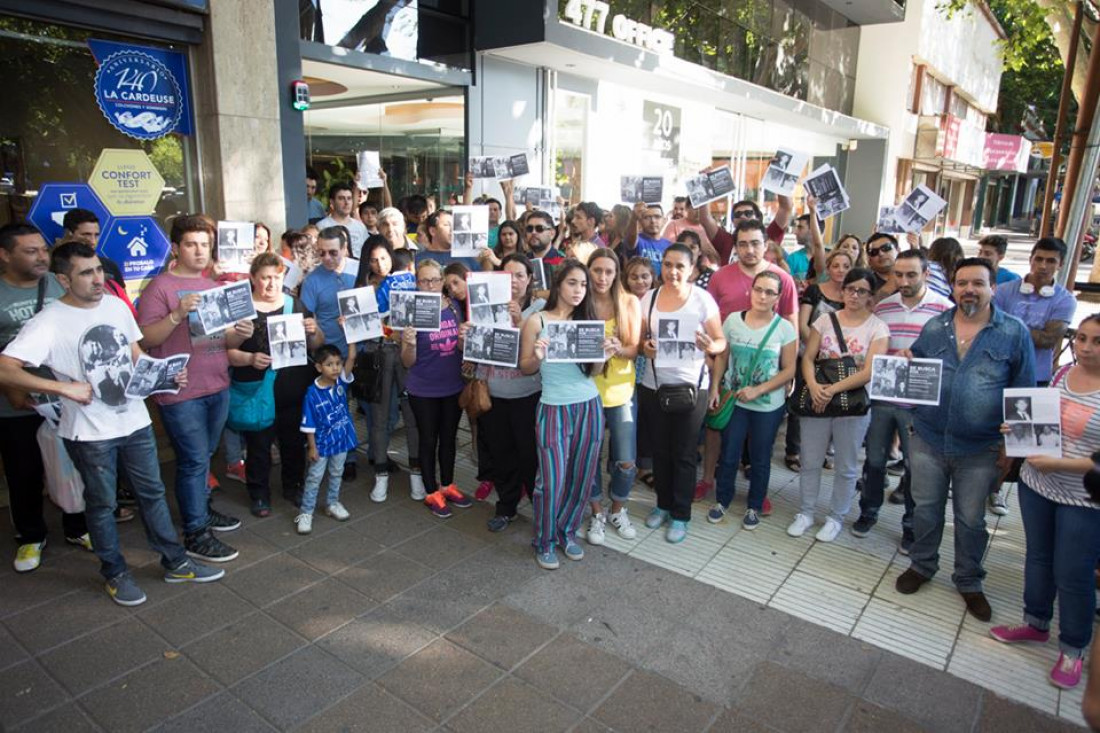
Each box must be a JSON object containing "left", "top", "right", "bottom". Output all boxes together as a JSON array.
[
  {"left": 0, "top": 242, "right": 225, "bottom": 607},
  {"left": 318, "top": 181, "right": 369, "bottom": 258}
]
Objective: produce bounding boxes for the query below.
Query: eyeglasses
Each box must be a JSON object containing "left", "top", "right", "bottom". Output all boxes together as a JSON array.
[
  {"left": 751, "top": 286, "right": 780, "bottom": 297},
  {"left": 526, "top": 225, "right": 551, "bottom": 233},
  {"left": 319, "top": 249, "right": 341, "bottom": 258},
  {"left": 418, "top": 277, "right": 442, "bottom": 286},
  {"left": 843, "top": 286, "right": 872, "bottom": 296},
  {"left": 867, "top": 243, "right": 895, "bottom": 257},
  {"left": 732, "top": 209, "right": 756, "bottom": 219}
]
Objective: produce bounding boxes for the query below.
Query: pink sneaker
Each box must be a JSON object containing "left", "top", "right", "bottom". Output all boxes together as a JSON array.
[
  {"left": 1050, "top": 652, "right": 1083, "bottom": 689},
  {"left": 474, "top": 481, "right": 494, "bottom": 502},
  {"left": 990, "top": 624, "right": 1050, "bottom": 645},
  {"left": 693, "top": 480, "right": 713, "bottom": 502}
]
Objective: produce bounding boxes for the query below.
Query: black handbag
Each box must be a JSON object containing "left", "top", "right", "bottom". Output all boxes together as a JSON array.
[
  {"left": 350, "top": 345, "right": 383, "bottom": 402},
  {"left": 788, "top": 312, "right": 869, "bottom": 418},
  {"left": 647, "top": 288, "right": 706, "bottom": 414}
]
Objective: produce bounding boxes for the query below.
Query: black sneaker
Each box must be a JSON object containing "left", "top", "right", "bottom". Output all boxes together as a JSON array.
[
  {"left": 342, "top": 463, "right": 358, "bottom": 482},
  {"left": 207, "top": 506, "right": 241, "bottom": 532},
  {"left": 185, "top": 530, "right": 239, "bottom": 563},
  {"left": 850, "top": 514, "right": 877, "bottom": 538}
]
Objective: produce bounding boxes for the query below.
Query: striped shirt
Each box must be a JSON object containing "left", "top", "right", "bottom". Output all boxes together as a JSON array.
[
  {"left": 1022, "top": 365, "right": 1100, "bottom": 509},
  {"left": 873, "top": 289, "right": 952, "bottom": 354}
]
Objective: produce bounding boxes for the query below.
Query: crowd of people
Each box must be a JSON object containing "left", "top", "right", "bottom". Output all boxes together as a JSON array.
[{"left": 0, "top": 167, "right": 1096, "bottom": 695}]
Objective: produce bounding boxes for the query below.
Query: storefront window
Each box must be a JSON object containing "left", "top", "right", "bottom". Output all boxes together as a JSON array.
[
  {"left": 553, "top": 91, "right": 588, "bottom": 203},
  {"left": 0, "top": 17, "right": 200, "bottom": 228}
]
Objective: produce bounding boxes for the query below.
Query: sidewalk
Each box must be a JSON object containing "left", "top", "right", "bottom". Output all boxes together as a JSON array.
[{"left": 0, "top": 436, "right": 1086, "bottom": 732}]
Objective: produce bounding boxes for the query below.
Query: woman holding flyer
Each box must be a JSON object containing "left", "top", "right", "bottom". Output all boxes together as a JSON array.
[
  {"left": 990, "top": 315, "right": 1100, "bottom": 689},
  {"left": 478, "top": 221, "right": 523, "bottom": 271},
  {"left": 637, "top": 244, "right": 726, "bottom": 543},
  {"left": 709, "top": 270, "right": 798, "bottom": 529},
  {"left": 584, "top": 248, "right": 642, "bottom": 546},
  {"left": 477, "top": 254, "right": 546, "bottom": 532},
  {"left": 226, "top": 253, "right": 324, "bottom": 517},
  {"left": 401, "top": 259, "right": 473, "bottom": 519},
  {"left": 788, "top": 268, "right": 888, "bottom": 542},
  {"left": 520, "top": 260, "right": 615, "bottom": 568}
]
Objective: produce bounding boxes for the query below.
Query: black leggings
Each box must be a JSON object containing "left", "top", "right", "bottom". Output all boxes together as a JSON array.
[
  {"left": 479, "top": 392, "right": 540, "bottom": 518},
  {"left": 408, "top": 392, "right": 462, "bottom": 494}
]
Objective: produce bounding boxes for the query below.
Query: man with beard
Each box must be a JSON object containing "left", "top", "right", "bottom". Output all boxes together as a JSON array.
[
  {"left": 865, "top": 232, "right": 900, "bottom": 300},
  {"left": 896, "top": 258, "right": 1034, "bottom": 623}
]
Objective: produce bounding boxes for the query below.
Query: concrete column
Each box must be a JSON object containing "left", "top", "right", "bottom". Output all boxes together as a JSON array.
[
  {"left": 192, "top": 0, "right": 286, "bottom": 232},
  {"left": 838, "top": 139, "right": 887, "bottom": 237}
]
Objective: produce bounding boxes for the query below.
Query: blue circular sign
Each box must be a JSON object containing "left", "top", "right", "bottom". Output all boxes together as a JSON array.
[{"left": 94, "top": 50, "right": 183, "bottom": 140}]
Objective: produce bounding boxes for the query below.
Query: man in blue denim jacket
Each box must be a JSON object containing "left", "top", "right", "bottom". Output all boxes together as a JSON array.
[{"left": 895, "top": 258, "right": 1035, "bottom": 622}]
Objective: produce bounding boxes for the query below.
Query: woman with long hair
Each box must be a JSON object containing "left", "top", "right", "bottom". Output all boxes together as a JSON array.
[
  {"left": 584, "top": 248, "right": 642, "bottom": 545},
  {"left": 788, "top": 267, "right": 888, "bottom": 542},
  {"left": 637, "top": 244, "right": 726, "bottom": 543},
  {"left": 478, "top": 220, "right": 523, "bottom": 271},
  {"left": 624, "top": 256, "right": 657, "bottom": 486},
  {"left": 990, "top": 314, "right": 1100, "bottom": 689},
  {"left": 520, "top": 260, "right": 615, "bottom": 568}
]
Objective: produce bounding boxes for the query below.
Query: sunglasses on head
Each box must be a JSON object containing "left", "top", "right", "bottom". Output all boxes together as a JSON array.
[{"left": 867, "top": 243, "right": 895, "bottom": 257}]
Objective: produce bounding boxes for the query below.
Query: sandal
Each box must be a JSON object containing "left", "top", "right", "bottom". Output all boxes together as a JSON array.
[
  {"left": 250, "top": 500, "right": 271, "bottom": 518},
  {"left": 784, "top": 456, "right": 801, "bottom": 472}
]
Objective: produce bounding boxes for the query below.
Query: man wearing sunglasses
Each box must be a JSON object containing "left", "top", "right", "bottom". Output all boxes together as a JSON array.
[
  {"left": 865, "top": 232, "right": 899, "bottom": 300},
  {"left": 698, "top": 193, "right": 792, "bottom": 266},
  {"left": 524, "top": 210, "right": 564, "bottom": 268}
]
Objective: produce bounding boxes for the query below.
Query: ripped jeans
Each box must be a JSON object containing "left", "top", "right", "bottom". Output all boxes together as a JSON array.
[{"left": 589, "top": 399, "right": 637, "bottom": 504}]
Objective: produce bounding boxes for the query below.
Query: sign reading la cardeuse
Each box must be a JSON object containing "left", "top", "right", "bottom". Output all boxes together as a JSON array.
[{"left": 89, "top": 39, "right": 193, "bottom": 140}]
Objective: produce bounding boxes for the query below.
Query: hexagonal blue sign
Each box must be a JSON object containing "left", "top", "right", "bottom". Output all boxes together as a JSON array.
[
  {"left": 27, "top": 183, "right": 112, "bottom": 245},
  {"left": 98, "top": 216, "right": 171, "bottom": 286}
]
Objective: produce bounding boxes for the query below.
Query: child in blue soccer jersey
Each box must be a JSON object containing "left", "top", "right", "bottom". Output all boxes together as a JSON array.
[{"left": 296, "top": 344, "right": 358, "bottom": 534}]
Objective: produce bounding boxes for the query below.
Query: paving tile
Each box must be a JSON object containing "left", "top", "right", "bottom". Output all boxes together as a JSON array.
[
  {"left": 513, "top": 633, "right": 632, "bottom": 712},
  {"left": 0, "top": 551, "right": 92, "bottom": 619},
  {"left": 709, "top": 707, "right": 784, "bottom": 732},
  {"left": 567, "top": 717, "right": 615, "bottom": 733},
  {"left": 798, "top": 541, "right": 890, "bottom": 594},
  {"left": 266, "top": 578, "right": 377, "bottom": 640},
  {"left": 772, "top": 617, "right": 883, "bottom": 695},
  {"left": 80, "top": 656, "right": 220, "bottom": 733},
  {"left": 3, "top": 588, "right": 128, "bottom": 655},
  {"left": 153, "top": 693, "right": 276, "bottom": 733},
  {"left": 696, "top": 545, "right": 792, "bottom": 604},
  {"left": 183, "top": 612, "right": 305, "bottom": 686},
  {"left": 947, "top": 630, "right": 1059, "bottom": 715},
  {"left": 852, "top": 598, "right": 959, "bottom": 669},
  {"left": 209, "top": 528, "right": 281, "bottom": 569},
  {"left": 627, "top": 530, "right": 722, "bottom": 577},
  {"left": 978, "top": 693, "right": 1082, "bottom": 732},
  {"left": 232, "top": 646, "right": 365, "bottom": 729},
  {"left": 243, "top": 515, "right": 315, "bottom": 550},
  {"left": 335, "top": 550, "right": 435, "bottom": 602},
  {"left": 447, "top": 676, "right": 581, "bottom": 733},
  {"left": 316, "top": 606, "right": 438, "bottom": 679},
  {"left": 569, "top": 596, "right": 666, "bottom": 666},
  {"left": 769, "top": 571, "right": 868, "bottom": 635},
  {"left": 591, "top": 669, "right": 719, "bottom": 733},
  {"left": 294, "top": 682, "right": 434, "bottom": 732},
  {"left": 37, "top": 616, "right": 168, "bottom": 696},
  {"left": 354, "top": 505, "right": 437, "bottom": 548},
  {"left": 392, "top": 525, "right": 487, "bottom": 569},
  {"left": 11, "top": 702, "right": 99, "bottom": 732},
  {"left": 444, "top": 603, "right": 557, "bottom": 670},
  {"left": 863, "top": 652, "right": 984, "bottom": 733},
  {"left": 288, "top": 525, "right": 385, "bottom": 574},
  {"left": 221, "top": 553, "right": 325, "bottom": 607},
  {"left": 376, "top": 639, "right": 503, "bottom": 722},
  {"left": 0, "top": 660, "right": 70, "bottom": 729},
  {"left": 137, "top": 582, "right": 255, "bottom": 647},
  {"left": 730, "top": 660, "right": 857, "bottom": 732},
  {"left": 844, "top": 700, "right": 931, "bottom": 732},
  {"left": 0, "top": 623, "right": 29, "bottom": 670}
]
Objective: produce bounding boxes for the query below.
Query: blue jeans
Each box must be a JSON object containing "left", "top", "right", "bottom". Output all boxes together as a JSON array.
[
  {"left": 590, "top": 400, "right": 637, "bottom": 503},
  {"left": 716, "top": 405, "right": 785, "bottom": 511},
  {"left": 64, "top": 426, "right": 186, "bottom": 579},
  {"left": 1019, "top": 480, "right": 1100, "bottom": 654},
  {"left": 301, "top": 451, "right": 348, "bottom": 515},
  {"left": 222, "top": 427, "right": 243, "bottom": 465},
  {"left": 859, "top": 404, "right": 915, "bottom": 531},
  {"left": 158, "top": 391, "right": 229, "bottom": 534},
  {"left": 908, "top": 433, "right": 1000, "bottom": 592}
]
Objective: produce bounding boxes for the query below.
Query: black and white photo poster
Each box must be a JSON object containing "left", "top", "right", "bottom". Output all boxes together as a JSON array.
[
  {"left": 463, "top": 324, "right": 520, "bottom": 368},
  {"left": 217, "top": 221, "right": 255, "bottom": 274},
  {"left": 493, "top": 153, "right": 529, "bottom": 180},
  {"left": 452, "top": 205, "right": 491, "bottom": 257},
  {"left": 685, "top": 166, "right": 736, "bottom": 209},
  {"left": 868, "top": 355, "right": 942, "bottom": 405},
  {"left": 356, "top": 150, "right": 383, "bottom": 189},
  {"left": 531, "top": 258, "right": 548, "bottom": 292},
  {"left": 876, "top": 207, "right": 906, "bottom": 234},
  {"left": 389, "top": 291, "right": 442, "bottom": 332},
  {"left": 1003, "top": 387, "right": 1062, "bottom": 457},
  {"left": 267, "top": 313, "right": 308, "bottom": 370},
  {"left": 896, "top": 185, "right": 947, "bottom": 233},
  {"left": 620, "top": 176, "right": 664, "bottom": 204},
  {"left": 655, "top": 314, "right": 701, "bottom": 366},
  {"left": 197, "top": 280, "right": 257, "bottom": 336},
  {"left": 466, "top": 272, "right": 513, "bottom": 327},
  {"left": 545, "top": 320, "right": 606, "bottom": 363},
  {"left": 804, "top": 165, "right": 850, "bottom": 219},
  {"left": 124, "top": 354, "right": 190, "bottom": 399},
  {"left": 524, "top": 186, "right": 553, "bottom": 205},
  {"left": 339, "top": 286, "right": 383, "bottom": 344},
  {"left": 281, "top": 256, "right": 303, "bottom": 293},
  {"left": 470, "top": 156, "right": 497, "bottom": 179},
  {"left": 761, "top": 149, "right": 808, "bottom": 197}
]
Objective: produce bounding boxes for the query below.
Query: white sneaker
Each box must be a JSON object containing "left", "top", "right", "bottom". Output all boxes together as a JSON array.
[
  {"left": 326, "top": 502, "right": 350, "bottom": 521},
  {"left": 370, "top": 474, "right": 389, "bottom": 503},
  {"left": 587, "top": 513, "right": 606, "bottom": 546},
  {"left": 989, "top": 489, "right": 1009, "bottom": 516},
  {"left": 609, "top": 508, "right": 637, "bottom": 539},
  {"left": 14, "top": 540, "right": 46, "bottom": 573},
  {"left": 786, "top": 513, "right": 814, "bottom": 537},
  {"left": 295, "top": 513, "right": 313, "bottom": 535},
  {"left": 815, "top": 517, "right": 842, "bottom": 542},
  {"left": 409, "top": 473, "right": 427, "bottom": 501}
]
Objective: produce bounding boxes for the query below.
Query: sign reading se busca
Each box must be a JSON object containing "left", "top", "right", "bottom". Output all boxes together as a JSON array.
[{"left": 91, "top": 41, "right": 188, "bottom": 140}]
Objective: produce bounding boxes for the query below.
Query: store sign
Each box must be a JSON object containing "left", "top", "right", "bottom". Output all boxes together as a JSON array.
[
  {"left": 561, "top": 1, "right": 675, "bottom": 55},
  {"left": 98, "top": 216, "right": 172, "bottom": 298},
  {"left": 89, "top": 39, "right": 193, "bottom": 140},
  {"left": 89, "top": 149, "right": 165, "bottom": 217},
  {"left": 642, "top": 100, "right": 681, "bottom": 163},
  {"left": 27, "top": 183, "right": 112, "bottom": 245},
  {"left": 983, "top": 133, "right": 1032, "bottom": 173}
]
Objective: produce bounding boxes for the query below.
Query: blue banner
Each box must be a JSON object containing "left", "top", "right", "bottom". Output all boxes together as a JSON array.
[
  {"left": 27, "top": 183, "right": 113, "bottom": 245},
  {"left": 98, "top": 216, "right": 172, "bottom": 295},
  {"left": 89, "top": 39, "right": 193, "bottom": 139}
]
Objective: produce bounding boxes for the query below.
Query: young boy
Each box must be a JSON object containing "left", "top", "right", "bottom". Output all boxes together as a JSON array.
[{"left": 297, "top": 344, "right": 358, "bottom": 534}]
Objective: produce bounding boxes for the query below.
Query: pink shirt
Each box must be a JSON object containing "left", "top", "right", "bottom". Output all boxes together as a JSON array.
[
  {"left": 707, "top": 263, "right": 798, "bottom": 322},
  {"left": 661, "top": 219, "right": 712, "bottom": 248},
  {"left": 136, "top": 272, "right": 231, "bottom": 406}
]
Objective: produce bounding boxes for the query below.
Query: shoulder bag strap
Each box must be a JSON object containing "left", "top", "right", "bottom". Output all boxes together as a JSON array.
[
  {"left": 828, "top": 312, "right": 850, "bottom": 355},
  {"left": 1052, "top": 363, "right": 1072, "bottom": 387},
  {"left": 34, "top": 276, "right": 47, "bottom": 314},
  {"left": 647, "top": 288, "right": 661, "bottom": 388},
  {"left": 745, "top": 314, "right": 782, "bottom": 381}
]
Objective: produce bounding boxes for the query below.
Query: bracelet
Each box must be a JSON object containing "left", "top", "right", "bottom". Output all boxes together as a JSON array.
[{"left": 168, "top": 312, "right": 181, "bottom": 325}]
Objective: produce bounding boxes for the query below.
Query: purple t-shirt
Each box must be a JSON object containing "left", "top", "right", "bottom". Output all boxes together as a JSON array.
[{"left": 405, "top": 302, "right": 464, "bottom": 398}]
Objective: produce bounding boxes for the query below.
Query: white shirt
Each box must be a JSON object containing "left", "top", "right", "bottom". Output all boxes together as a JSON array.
[
  {"left": 4, "top": 296, "right": 151, "bottom": 441},
  {"left": 639, "top": 287, "right": 720, "bottom": 391}
]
